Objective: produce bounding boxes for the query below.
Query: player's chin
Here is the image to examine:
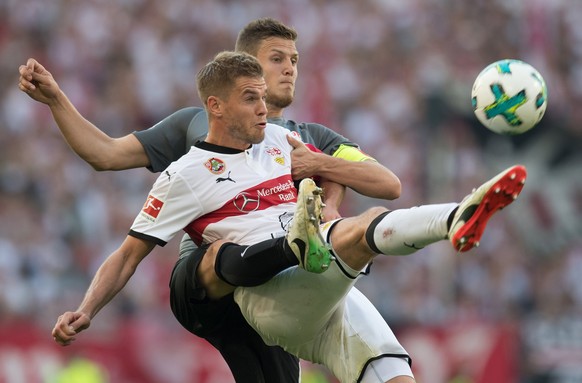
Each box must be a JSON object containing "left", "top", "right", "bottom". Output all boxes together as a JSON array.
[
  {"left": 268, "top": 93, "right": 293, "bottom": 109},
  {"left": 250, "top": 129, "right": 266, "bottom": 144},
  {"left": 280, "top": 83, "right": 295, "bottom": 92}
]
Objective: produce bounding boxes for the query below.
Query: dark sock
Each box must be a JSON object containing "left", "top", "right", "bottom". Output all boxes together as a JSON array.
[{"left": 215, "top": 237, "right": 299, "bottom": 287}]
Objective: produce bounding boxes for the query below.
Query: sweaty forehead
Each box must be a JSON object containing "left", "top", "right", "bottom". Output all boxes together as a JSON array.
[{"left": 258, "top": 37, "right": 298, "bottom": 57}]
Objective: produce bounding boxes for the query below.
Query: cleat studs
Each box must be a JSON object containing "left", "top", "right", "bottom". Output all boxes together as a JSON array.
[
  {"left": 475, "top": 242, "right": 480, "bottom": 248},
  {"left": 512, "top": 193, "right": 518, "bottom": 200},
  {"left": 520, "top": 178, "right": 526, "bottom": 185},
  {"left": 510, "top": 173, "right": 516, "bottom": 180},
  {"left": 459, "top": 237, "right": 467, "bottom": 244},
  {"left": 321, "top": 203, "right": 327, "bottom": 208},
  {"left": 307, "top": 196, "right": 314, "bottom": 203},
  {"left": 494, "top": 187, "right": 501, "bottom": 193}
]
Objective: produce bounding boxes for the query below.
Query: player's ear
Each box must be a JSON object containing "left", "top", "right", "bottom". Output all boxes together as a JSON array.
[{"left": 207, "top": 96, "right": 222, "bottom": 117}]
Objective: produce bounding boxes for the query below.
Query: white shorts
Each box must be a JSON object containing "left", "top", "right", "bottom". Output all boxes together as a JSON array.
[{"left": 234, "top": 221, "right": 411, "bottom": 382}]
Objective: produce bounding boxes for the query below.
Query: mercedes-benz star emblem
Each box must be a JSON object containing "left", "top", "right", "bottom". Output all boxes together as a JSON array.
[{"left": 233, "top": 192, "right": 260, "bottom": 212}]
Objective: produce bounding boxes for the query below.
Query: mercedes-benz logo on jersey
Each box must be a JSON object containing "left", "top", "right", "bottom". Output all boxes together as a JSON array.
[{"left": 233, "top": 192, "right": 260, "bottom": 213}]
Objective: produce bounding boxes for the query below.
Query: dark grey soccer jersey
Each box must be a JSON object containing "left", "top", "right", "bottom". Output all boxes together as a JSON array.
[{"left": 133, "top": 107, "right": 358, "bottom": 173}]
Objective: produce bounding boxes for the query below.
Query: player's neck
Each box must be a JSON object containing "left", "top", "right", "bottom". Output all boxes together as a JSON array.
[
  {"left": 267, "top": 105, "right": 284, "bottom": 119},
  {"left": 205, "top": 132, "right": 251, "bottom": 152}
]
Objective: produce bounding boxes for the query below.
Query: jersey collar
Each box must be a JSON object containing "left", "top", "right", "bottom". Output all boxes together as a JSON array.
[{"left": 195, "top": 141, "right": 249, "bottom": 154}]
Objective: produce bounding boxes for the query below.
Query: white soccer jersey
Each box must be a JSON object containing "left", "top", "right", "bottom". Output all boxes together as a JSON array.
[{"left": 129, "top": 123, "right": 298, "bottom": 247}]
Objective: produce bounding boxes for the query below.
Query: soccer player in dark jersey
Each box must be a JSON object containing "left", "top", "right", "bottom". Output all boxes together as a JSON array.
[{"left": 19, "top": 19, "right": 401, "bottom": 383}]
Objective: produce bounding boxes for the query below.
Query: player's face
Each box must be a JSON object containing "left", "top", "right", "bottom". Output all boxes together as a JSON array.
[
  {"left": 255, "top": 37, "right": 298, "bottom": 113},
  {"left": 222, "top": 76, "right": 268, "bottom": 146}
]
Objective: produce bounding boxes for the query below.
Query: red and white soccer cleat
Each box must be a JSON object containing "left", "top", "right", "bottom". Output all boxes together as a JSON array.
[{"left": 448, "top": 165, "right": 527, "bottom": 252}]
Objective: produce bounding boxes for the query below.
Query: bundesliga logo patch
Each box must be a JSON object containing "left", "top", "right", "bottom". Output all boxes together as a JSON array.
[{"left": 142, "top": 195, "right": 164, "bottom": 219}]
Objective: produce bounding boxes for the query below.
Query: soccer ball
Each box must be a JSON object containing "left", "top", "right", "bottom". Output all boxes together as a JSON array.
[{"left": 471, "top": 59, "right": 548, "bottom": 135}]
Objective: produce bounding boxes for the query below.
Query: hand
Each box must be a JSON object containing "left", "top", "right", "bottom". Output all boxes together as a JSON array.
[
  {"left": 52, "top": 311, "right": 91, "bottom": 346},
  {"left": 287, "top": 135, "right": 322, "bottom": 180},
  {"left": 18, "top": 58, "right": 61, "bottom": 105}
]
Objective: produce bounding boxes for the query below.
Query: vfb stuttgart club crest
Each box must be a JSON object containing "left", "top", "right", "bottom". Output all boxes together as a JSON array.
[
  {"left": 265, "top": 146, "right": 285, "bottom": 166},
  {"left": 204, "top": 157, "right": 226, "bottom": 174}
]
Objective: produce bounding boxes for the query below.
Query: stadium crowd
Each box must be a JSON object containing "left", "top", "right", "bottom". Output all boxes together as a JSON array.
[{"left": 1, "top": 0, "right": 581, "bottom": 381}]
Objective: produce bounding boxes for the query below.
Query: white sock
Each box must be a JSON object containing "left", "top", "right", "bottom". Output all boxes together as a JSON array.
[{"left": 371, "top": 203, "right": 457, "bottom": 255}]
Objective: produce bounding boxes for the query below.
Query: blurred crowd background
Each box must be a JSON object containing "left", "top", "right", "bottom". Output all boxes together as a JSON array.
[{"left": 1, "top": 0, "right": 581, "bottom": 382}]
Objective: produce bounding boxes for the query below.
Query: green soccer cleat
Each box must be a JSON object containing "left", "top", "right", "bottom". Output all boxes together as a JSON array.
[
  {"left": 286, "top": 178, "right": 333, "bottom": 273},
  {"left": 449, "top": 165, "right": 527, "bottom": 252}
]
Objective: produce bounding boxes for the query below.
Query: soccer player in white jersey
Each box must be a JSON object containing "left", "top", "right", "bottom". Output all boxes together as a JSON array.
[
  {"left": 51, "top": 52, "right": 527, "bottom": 383},
  {"left": 19, "top": 18, "right": 403, "bottom": 383}
]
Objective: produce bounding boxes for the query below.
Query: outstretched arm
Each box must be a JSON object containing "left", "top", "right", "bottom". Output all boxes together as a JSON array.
[
  {"left": 18, "top": 58, "right": 149, "bottom": 171},
  {"left": 287, "top": 135, "right": 401, "bottom": 200},
  {"left": 51, "top": 236, "right": 155, "bottom": 346}
]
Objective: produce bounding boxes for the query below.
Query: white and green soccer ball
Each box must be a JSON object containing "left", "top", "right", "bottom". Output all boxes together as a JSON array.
[{"left": 471, "top": 59, "right": 548, "bottom": 135}]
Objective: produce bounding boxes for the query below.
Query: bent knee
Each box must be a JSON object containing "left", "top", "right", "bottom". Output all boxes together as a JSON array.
[
  {"left": 366, "top": 206, "right": 389, "bottom": 219},
  {"left": 196, "top": 240, "right": 235, "bottom": 300}
]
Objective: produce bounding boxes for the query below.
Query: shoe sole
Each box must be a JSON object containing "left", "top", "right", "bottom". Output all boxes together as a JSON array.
[
  {"left": 294, "top": 179, "right": 332, "bottom": 273},
  {"left": 452, "top": 165, "right": 527, "bottom": 252}
]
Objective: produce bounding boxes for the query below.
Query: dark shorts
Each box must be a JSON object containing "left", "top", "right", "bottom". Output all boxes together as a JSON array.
[{"left": 169, "top": 246, "right": 299, "bottom": 383}]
